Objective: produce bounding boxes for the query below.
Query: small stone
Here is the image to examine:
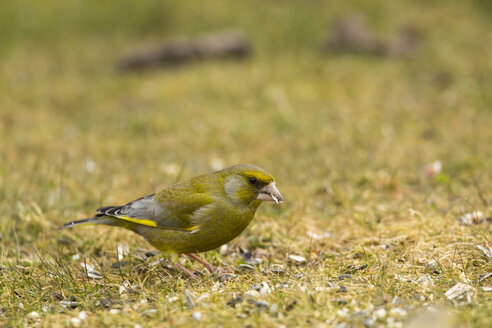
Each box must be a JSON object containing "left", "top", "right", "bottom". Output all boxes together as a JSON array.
[
  {"left": 414, "top": 274, "right": 434, "bottom": 287},
  {"left": 70, "top": 317, "right": 82, "bottom": 327},
  {"left": 133, "top": 248, "right": 150, "bottom": 260},
  {"left": 85, "top": 159, "right": 97, "bottom": 173},
  {"left": 477, "top": 245, "right": 492, "bottom": 261},
  {"left": 240, "top": 248, "right": 253, "bottom": 261},
  {"left": 386, "top": 317, "right": 403, "bottom": 328},
  {"left": 307, "top": 231, "right": 332, "bottom": 240},
  {"left": 336, "top": 308, "right": 349, "bottom": 318},
  {"left": 227, "top": 296, "right": 243, "bottom": 307},
  {"left": 60, "top": 301, "right": 80, "bottom": 309},
  {"left": 275, "top": 282, "right": 291, "bottom": 289},
  {"left": 196, "top": 293, "right": 210, "bottom": 302},
  {"left": 331, "top": 298, "right": 348, "bottom": 305},
  {"left": 248, "top": 257, "right": 262, "bottom": 265},
  {"left": 57, "top": 238, "right": 73, "bottom": 246},
  {"left": 260, "top": 282, "right": 271, "bottom": 295},
  {"left": 289, "top": 255, "right": 307, "bottom": 264},
  {"left": 338, "top": 274, "right": 352, "bottom": 281},
  {"left": 245, "top": 290, "right": 260, "bottom": 298},
  {"left": 389, "top": 308, "right": 407, "bottom": 317},
  {"left": 269, "top": 303, "right": 279, "bottom": 314},
  {"left": 479, "top": 272, "right": 492, "bottom": 282},
  {"left": 248, "top": 299, "right": 269, "bottom": 309},
  {"left": 167, "top": 296, "right": 179, "bottom": 303},
  {"left": 119, "top": 281, "right": 130, "bottom": 295},
  {"left": 351, "top": 311, "right": 368, "bottom": 318},
  {"left": 374, "top": 308, "right": 387, "bottom": 319},
  {"left": 337, "top": 285, "right": 348, "bottom": 293},
  {"left": 271, "top": 267, "right": 285, "bottom": 275},
  {"left": 424, "top": 160, "right": 441, "bottom": 177},
  {"left": 78, "top": 311, "right": 87, "bottom": 320},
  {"left": 111, "top": 261, "right": 128, "bottom": 269},
  {"left": 28, "top": 311, "right": 40, "bottom": 319},
  {"left": 346, "top": 264, "right": 368, "bottom": 273},
  {"left": 445, "top": 282, "right": 473, "bottom": 300},
  {"left": 109, "top": 309, "right": 120, "bottom": 314},
  {"left": 86, "top": 270, "right": 103, "bottom": 279},
  {"left": 364, "top": 317, "right": 375, "bottom": 327},
  {"left": 211, "top": 282, "right": 221, "bottom": 291},
  {"left": 235, "top": 264, "right": 255, "bottom": 272},
  {"left": 218, "top": 273, "right": 237, "bottom": 282},
  {"left": 458, "top": 211, "right": 484, "bottom": 225},
  {"left": 426, "top": 260, "right": 438, "bottom": 270},
  {"left": 192, "top": 311, "right": 202, "bottom": 321},
  {"left": 80, "top": 262, "right": 94, "bottom": 271},
  {"left": 286, "top": 300, "right": 297, "bottom": 311},
  {"left": 184, "top": 290, "right": 195, "bottom": 309},
  {"left": 219, "top": 245, "right": 228, "bottom": 255},
  {"left": 52, "top": 292, "right": 63, "bottom": 301},
  {"left": 295, "top": 272, "right": 306, "bottom": 279},
  {"left": 99, "top": 298, "right": 121, "bottom": 309}
]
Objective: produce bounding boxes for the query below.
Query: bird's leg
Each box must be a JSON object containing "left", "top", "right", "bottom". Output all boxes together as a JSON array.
[
  {"left": 186, "top": 253, "right": 215, "bottom": 274},
  {"left": 174, "top": 262, "right": 198, "bottom": 280}
]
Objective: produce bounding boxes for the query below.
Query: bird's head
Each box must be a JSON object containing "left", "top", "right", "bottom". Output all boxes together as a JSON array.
[{"left": 222, "top": 164, "right": 283, "bottom": 206}]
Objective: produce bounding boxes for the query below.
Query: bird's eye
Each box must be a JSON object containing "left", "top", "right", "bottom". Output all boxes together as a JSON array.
[{"left": 248, "top": 177, "right": 258, "bottom": 185}]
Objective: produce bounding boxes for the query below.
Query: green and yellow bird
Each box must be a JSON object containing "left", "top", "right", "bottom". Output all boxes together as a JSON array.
[{"left": 61, "top": 164, "right": 283, "bottom": 278}]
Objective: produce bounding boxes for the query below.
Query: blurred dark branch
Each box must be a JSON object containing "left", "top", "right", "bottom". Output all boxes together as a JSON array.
[
  {"left": 323, "top": 15, "right": 422, "bottom": 58},
  {"left": 118, "top": 30, "right": 251, "bottom": 72}
]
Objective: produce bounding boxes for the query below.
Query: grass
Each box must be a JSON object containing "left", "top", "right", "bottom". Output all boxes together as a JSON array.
[{"left": 0, "top": 0, "right": 491, "bottom": 327}]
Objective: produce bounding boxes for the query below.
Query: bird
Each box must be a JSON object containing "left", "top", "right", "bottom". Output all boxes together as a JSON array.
[{"left": 60, "top": 163, "right": 283, "bottom": 278}]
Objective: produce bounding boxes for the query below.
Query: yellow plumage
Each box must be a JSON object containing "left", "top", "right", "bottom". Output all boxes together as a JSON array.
[{"left": 60, "top": 164, "right": 283, "bottom": 276}]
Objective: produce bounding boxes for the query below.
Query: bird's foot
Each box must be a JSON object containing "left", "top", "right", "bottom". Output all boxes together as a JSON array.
[
  {"left": 174, "top": 262, "right": 198, "bottom": 280},
  {"left": 186, "top": 253, "right": 215, "bottom": 274}
]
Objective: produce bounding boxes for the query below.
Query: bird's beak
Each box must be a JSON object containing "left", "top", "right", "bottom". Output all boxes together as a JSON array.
[{"left": 256, "top": 182, "right": 283, "bottom": 204}]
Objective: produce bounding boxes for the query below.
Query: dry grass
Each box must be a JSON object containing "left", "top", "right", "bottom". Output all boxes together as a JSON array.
[{"left": 0, "top": 0, "right": 491, "bottom": 327}]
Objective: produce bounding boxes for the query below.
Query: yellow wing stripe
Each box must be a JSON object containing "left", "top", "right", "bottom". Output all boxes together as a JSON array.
[
  {"left": 115, "top": 216, "right": 199, "bottom": 232},
  {"left": 115, "top": 216, "right": 157, "bottom": 227},
  {"left": 183, "top": 225, "right": 199, "bottom": 231}
]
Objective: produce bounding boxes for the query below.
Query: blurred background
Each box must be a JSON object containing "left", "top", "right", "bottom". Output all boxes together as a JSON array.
[{"left": 1, "top": 0, "right": 491, "bottom": 245}]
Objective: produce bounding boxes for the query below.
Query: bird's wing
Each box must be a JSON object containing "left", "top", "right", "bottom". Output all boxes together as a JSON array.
[{"left": 96, "top": 193, "right": 215, "bottom": 232}]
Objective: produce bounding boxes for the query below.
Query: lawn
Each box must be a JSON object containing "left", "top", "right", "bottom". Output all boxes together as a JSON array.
[{"left": 0, "top": 0, "right": 491, "bottom": 327}]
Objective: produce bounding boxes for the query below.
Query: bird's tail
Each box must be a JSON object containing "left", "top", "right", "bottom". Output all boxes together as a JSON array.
[{"left": 58, "top": 215, "right": 116, "bottom": 230}]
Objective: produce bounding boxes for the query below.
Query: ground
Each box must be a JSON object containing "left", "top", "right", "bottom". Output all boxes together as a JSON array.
[{"left": 0, "top": 0, "right": 491, "bottom": 327}]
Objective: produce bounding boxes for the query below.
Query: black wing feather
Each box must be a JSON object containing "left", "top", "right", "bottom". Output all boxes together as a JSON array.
[
  {"left": 96, "top": 194, "right": 156, "bottom": 217},
  {"left": 96, "top": 206, "right": 124, "bottom": 216}
]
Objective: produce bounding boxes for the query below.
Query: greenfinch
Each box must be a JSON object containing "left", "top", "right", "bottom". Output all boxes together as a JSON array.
[{"left": 61, "top": 164, "right": 283, "bottom": 277}]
